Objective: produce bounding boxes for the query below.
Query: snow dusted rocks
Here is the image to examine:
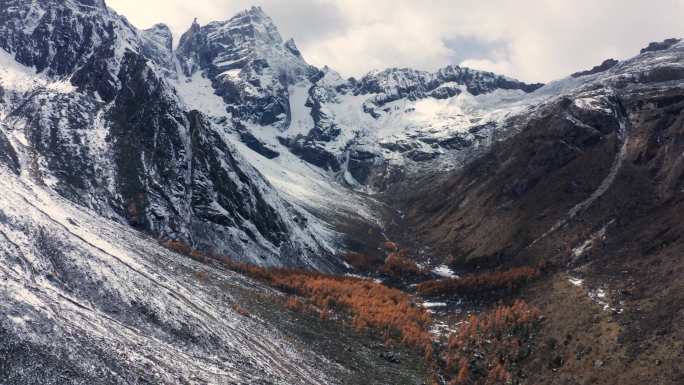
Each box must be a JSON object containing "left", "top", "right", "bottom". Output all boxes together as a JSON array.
[
  {"left": 176, "top": 6, "right": 318, "bottom": 127},
  {"left": 140, "top": 23, "right": 175, "bottom": 77},
  {"left": 0, "top": 169, "right": 338, "bottom": 385},
  {"left": 353, "top": 65, "right": 543, "bottom": 114},
  {"left": 2, "top": 1, "right": 683, "bottom": 271},
  {"left": 285, "top": 65, "right": 543, "bottom": 188},
  {"left": 169, "top": 6, "right": 544, "bottom": 193},
  {"left": 0, "top": 0, "right": 336, "bottom": 270}
]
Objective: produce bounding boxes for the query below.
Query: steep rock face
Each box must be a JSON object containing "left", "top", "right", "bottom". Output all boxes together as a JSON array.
[
  {"left": 0, "top": 1, "right": 335, "bottom": 269},
  {"left": 0, "top": 124, "right": 18, "bottom": 173},
  {"left": 176, "top": 7, "right": 318, "bottom": 127},
  {"left": 0, "top": 0, "right": 115, "bottom": 77},
  {"left": 390, "top": 39, "right": 684, "bottom": 268},
  {"left": 277, "top": 64, "right": 543, "bottom": 191},
  {"left": 354, "top": 65, "right": 543, "bottom": 114},
  {"left": 140, "top": 23, "right": 175, "bottom": 77}
]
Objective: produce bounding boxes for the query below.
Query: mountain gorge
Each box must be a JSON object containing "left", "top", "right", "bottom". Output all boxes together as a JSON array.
[{"left": 1, "top": 0, "right": 683, "bottom": 384}]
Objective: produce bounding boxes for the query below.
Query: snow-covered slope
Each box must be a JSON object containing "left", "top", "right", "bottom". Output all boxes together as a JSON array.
[
  {"left": 0, "top": 166, "right": 337, "bottom": 384},
  {"left": 169, "top": 7, "right": 544, "bottom": 221}
]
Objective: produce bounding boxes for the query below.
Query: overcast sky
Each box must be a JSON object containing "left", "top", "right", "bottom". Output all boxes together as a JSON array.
[{"left": 106, "top": 0, "right": 684, "bottom": 83}]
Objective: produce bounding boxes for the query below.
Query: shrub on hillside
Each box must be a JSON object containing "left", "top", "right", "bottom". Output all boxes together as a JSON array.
[
  {"left": 445, "top": 300, "right": 541, "bottom": 385},
  {"left": 162, "top": 240, "right": 193, "bottom": 255},
  {"left": 380, "top": 251, "right": 422, "bottom": 278},
  {"left": 161, "top": 240, "right": 208, "bottom": 263},
  {"left": 269, "top": 272, "right": 434, "bottom": 354},
  {"left": 231, "top": 303, "right": 250, "bottom": 317},
  {"left": 383, "top": 241, "right": 399, "bottom": 252}
]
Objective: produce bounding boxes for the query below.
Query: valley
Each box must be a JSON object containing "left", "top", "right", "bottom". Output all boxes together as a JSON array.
[{"left": 0, "top": 1, "right": 683, "bottom": 384}]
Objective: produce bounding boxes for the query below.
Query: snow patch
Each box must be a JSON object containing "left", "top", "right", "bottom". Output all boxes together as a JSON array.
[
  {"left": 588, "top": 287, "right": 623, "bottom": 314},
  {"left": 173, "top": 68, "right": 229, "bottom": 117},
  {"left": 0, "top": 49, "right": 76, "bottom": 94},
  {"left": 422, "top": 302, "right": 447, "bottom": 308},
  {"left": 432, "top": 265, "right": 458, "bottom": 279}
]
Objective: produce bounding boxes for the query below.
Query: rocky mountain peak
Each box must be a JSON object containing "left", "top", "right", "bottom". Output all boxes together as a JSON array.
[
  {"left": 284, "top": 38, "right": 303, "bottom": 57},
  {"left": 175, "top": 6, "right": 317, "bottom": 126},
  {"left": 143, "top": 23, "right": 173, "bottom": 52},
  {"left": 214, "top": 5, "right": 283, "bottom": 47},
  {"left": 319, "top": 65, "right": 345, "bottom": 85},
  {"left": 75, "top": 0, "right": 107, "bottom": 8},
  {"left": 141, "top": 23, "right": 175, "bottom": 76},
  {"left": 640, "top": 37, "right": 683, "bottom": 54},
  {"left": 176, "top": 6, "right": 298, "bottom": 76}
]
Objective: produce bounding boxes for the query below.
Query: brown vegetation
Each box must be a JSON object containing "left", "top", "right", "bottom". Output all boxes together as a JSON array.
[
  {"left": 416, "top": 266, "right": 540, "bottom": 298},
  {"left": 269, "top": 272, "right": 434, "bottom": 353},
  {"left": 161, "top": 239, "right": 545, "bottom": 384},
  {"left": 445, "top": 300, "right": 541, "bottom": 385},
  {"left": 285, "top": 296, "right": 305, "bottom": 312},
  {"left": 161, "top": 239, "right": 433, "bottom": 355},
  {"left": 162, "top": 239, "right": 194, "bottom": 255},
  {"left": 231, "top": 303, "right": 250, "bottom": 317},
  {"left": 195, "top": 271, "right": 209, "bottom": 282},
  {"left": 383, "top": 241, "right": 399, "bottom": 252},
  {"left": 380, "top": 251, "right": 422, "bottom": 278}
]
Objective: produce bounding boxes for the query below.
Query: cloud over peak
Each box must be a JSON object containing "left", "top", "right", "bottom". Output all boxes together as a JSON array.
[{"left": 108, "top": 0, "right": 684, "bottom": 82}]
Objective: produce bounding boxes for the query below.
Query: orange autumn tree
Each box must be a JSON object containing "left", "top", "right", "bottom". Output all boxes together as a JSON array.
[
  {"left": 380, "top": 251, "right": 422, "bottom": 278},
  {"left": 270, "top": 272, "right": 434, "bottom": 354},
  {"left": 446, "top": 300, "right": 541, "bottom": 385}
]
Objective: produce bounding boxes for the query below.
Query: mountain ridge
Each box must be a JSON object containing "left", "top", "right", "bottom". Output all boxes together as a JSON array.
[{"left": 1, "top": 2, "right": 684, "bottom": 384}]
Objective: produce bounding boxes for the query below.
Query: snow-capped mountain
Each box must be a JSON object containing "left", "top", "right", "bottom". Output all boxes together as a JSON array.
[
  {"left": 176, "top": 6, "right": 318, "bottom": 127},
  {"left": 277, "top": 64, "right": 543, "bottom": 190},
  {"left": 391, "top": 37, "right": 684, "bottom": 262},
  {"left": 0, "top": 0, "right": 337, "bottom": 270},
  {"left": 2, "top": 1, "right": 684, "bottom": 383},
  {"left": 2, "top": 0, "right": 681, "bottom": 270},
  {"left": 162, "top": 5, "right": 546, "bottom": 199}
]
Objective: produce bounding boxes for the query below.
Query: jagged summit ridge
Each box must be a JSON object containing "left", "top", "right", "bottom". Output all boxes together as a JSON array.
[
  {"left": 75, "top": 0, "right": 108, "bottom": 8},
  {"left": 354, "top": 65, "right": 543, "bottom": 103},
  {"left": 168, "top": 6, "right": 546, "bottom": 185},
  {"left": 143, "top": 23, "right": 173, "bottom": 51},
  {"left": 176, "top": 6, "right": 317, "bottom": 126},
  {"left": 176, "top": 5, "right": 301, "bottom": 76},
  {"left": 141, "top": 23, "right": 175, "bottom": 76}
]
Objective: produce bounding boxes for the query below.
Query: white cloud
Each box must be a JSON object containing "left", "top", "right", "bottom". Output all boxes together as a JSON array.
[
  {"left": 106, "top": 0, "right": 684, "bottom": 82},
  {"left": 460, "top": 59, "right": 515, "bottom": 78}
]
